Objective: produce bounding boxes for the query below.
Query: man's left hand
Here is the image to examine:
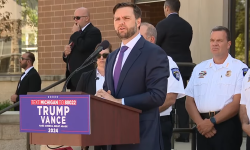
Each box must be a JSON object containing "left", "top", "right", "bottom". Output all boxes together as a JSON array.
[
  {"left": 95, "top": 89, "right": 122, "bottom": 104},
  {"left": 11, "top": 94, "right": 18, "bottom": 102},
  {"left": 197, "top": 119, "right": 214, "bottom": 135}
]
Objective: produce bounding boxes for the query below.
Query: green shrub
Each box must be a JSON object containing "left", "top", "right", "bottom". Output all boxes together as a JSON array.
[{"left": 0, "top": 100, "right": 14, "bottom": 111}]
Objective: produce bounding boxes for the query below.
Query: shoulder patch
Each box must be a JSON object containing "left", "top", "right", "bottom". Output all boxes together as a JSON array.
[
  {"left": 171, "top": 68, "right": 180, "bottom": 81},
  {"left": 243, "top": 68, "right": 249, "bottom": 77}
]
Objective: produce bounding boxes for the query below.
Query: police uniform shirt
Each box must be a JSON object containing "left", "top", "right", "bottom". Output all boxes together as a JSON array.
[
  {"left": 185, "top": 54, "right": 248, "bottom": 113},
  {"left": 160, "top": 56, "right": 185, "bottom": 116},
  {"left": 240, "top": 69, "right": 250, "bottom": 121}
]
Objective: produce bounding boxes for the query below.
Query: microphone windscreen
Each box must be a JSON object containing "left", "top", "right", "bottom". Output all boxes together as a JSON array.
[{"left": 99, "top": 40, "right": 110, "bottom": 50}]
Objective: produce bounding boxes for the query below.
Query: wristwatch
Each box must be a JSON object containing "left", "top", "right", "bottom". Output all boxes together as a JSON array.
[{"left": 210, "top": 117, "right": 216, "bottom": 125}]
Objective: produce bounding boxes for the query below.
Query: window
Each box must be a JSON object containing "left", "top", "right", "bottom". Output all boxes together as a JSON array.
[
  {"left": 0, "top": 0, "right": 38, "bottom": 74},
  {"left": 230, "top": 0, "right": 250, "bottom": 66}
]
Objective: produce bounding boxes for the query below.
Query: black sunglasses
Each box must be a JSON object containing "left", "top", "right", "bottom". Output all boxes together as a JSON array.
[
  {"left": 73, "top": 16, "right": 87, "bottom": 20},
  {"left": 97, "top": 53, "right": 109, "bottom": 59},
  {"left": 20, "top": 57, "right": 30, "bottom": 61}
]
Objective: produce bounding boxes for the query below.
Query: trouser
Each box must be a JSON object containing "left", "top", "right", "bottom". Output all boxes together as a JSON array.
[
  {"left": 232, "top": 114, "right": 243, "bottom": 150},
  {"left": 197, "top": 115, "right": 241, "bottom": 150},
  {"left": 176, "top": 97, "right": 189, "bottom": 139},
  {"left": 247, "top": 136, "right": 250, "bottom": 150},
  {"left": 84, "top": 146, "right": 108, "bottom": 150},
  {"left": 160, "top": 115, "right": 173, "bottom": 150}
]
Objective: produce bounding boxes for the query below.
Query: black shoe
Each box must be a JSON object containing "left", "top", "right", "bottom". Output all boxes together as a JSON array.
[{"left": 175, "top": 137, "right": 189, "bottom": 142}]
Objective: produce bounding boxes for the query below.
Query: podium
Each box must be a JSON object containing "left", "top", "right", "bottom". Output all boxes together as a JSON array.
[{"left": 24, "top": 92, "right": 141, "bottom": 146}]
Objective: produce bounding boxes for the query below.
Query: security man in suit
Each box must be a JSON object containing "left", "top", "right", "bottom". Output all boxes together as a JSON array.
[
  {"left": 140, "top": 22, "right": 185, "bottom": 150},
  {"left": 63, "top": 7, "right": 102, "bottom": 91},
  {"left": 11, "top": 52, "right": 41, "bottom": 111},
  {"left": 240, "top": 69, "right": 250, "bottom": 150},
  {"left": 156, "top": 0, "right": 193, "bottom": 142},
  {"left": 185, "top": 26, "right": 246, "bottom": 150}
]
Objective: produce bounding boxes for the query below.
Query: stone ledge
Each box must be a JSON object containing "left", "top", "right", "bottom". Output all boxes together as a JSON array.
[
  {"left": 1, "top": 124, "right": 26, "bottom": 140},
  {"left": 0, "top": 111, "right": 20, "bottom": 124},
  {"left": 0, "top": 139, "right": 27, "bottom": 150},
  {"left": 0, "top": 75, "right": 65, "bottom": 82}
]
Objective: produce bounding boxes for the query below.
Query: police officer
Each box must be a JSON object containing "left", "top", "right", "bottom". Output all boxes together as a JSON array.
[
  {"left": 140, "top": 22, "right": 185, "bottom": 150},
  {"left": 185, "top": 26, "right": 247, "bottom": 150},
  {"left": 240, "top": 69, "right": 250, "bottom": 150}
]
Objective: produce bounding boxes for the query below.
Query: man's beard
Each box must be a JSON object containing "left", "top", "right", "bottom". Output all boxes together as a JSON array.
[
  {"left": 116, "top": 23, "right": 137, "bottom": 40},
  {"left": 21, "top": 62, "right": 27, "bottom": 69}
]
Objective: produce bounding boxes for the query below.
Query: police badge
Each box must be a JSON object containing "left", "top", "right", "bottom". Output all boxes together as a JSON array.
[
  {"left": 171, "top": 68, "right": 180, "bottom": 81},
  {"left": 226, "top": 70, "right": 231, "bottom": 77},
  {"left": 243, "top": 68, "right": 249, "bottom": 77},
  {"left": 199, "top": 71, "right": 207, "bottom": 78}
]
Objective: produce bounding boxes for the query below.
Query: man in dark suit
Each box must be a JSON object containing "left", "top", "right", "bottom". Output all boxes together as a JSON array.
[
  {"left": 156, "top": 0, "right": 193, "bottom": 142},
  {"left": 96, "top": 2, "right": 169, "bottom": 150},
  {"left": 63, "top": 7, "right": 102, "bottom": 91},
  {"left": 11, "top": 52, "right": 41, "bottom": 111}
]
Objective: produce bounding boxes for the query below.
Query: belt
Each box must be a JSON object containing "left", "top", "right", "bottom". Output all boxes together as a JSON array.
[
  {"left": 200, "top": 111, "right": 220, "bottom": 119},
  {"left": 160, "top": 115, "right": 171, "bottom": 121}
]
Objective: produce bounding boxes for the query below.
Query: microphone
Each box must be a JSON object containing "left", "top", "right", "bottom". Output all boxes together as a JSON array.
[
  {"left": 95, "top": 77, "right": 99, "bottom": 80},
  {"left": 81, "top": 40, "right": 110, "bottom": 68},
  {"left": 61, "top": 40, "right": 110, "bottom": 92}
]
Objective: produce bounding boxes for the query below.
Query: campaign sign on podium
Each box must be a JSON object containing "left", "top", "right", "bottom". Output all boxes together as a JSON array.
[{"left": 20, "top": 95, "right": 90, "bottom": 134}]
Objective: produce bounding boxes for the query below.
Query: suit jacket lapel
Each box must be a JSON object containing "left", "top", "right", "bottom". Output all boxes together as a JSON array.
[
  {"left": 90, "top": 69, "right": 96, "bottom": 95},
  {"left": 16, "top": 68, "right": 34, "bottom": 93},
  {"left": 108, "top": 50, "right": 119, "bottom": 95},
  {"left": 115, "top": 37, "right": 144, "bottom": 96}
]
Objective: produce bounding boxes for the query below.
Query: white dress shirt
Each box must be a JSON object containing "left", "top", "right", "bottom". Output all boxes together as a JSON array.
[
  {"left": 240, "top": 70, "right": 250, "bottom": 122},
  {"left": 167, "top": 12, "right": 178, "bottom": 17},
  {"left": 160, "top": 56, "right": 185, "bottom": 116},
  {"left": 113, "top": 33, "right": 141, "bottom": 75},
  {"left": 185, "top": 54, "right": 248, "bottom": 113},
  {"left": 81, "top": 23, "right": 90, "bottom": 31},
  {"left": 96, "top": 69, "right": 105, "bottom": 93},
  {"left": 113, "top": 33, "right": 141, "bottom": 105},
  {"left": 21, "top": 66, "right": 34, "bottom": 81}
]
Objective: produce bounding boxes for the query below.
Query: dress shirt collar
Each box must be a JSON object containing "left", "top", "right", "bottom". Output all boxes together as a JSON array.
[
  {"left": 24, "top": 66, "right": 34, "bottom": 75},
  {"left": 206, "top": 54, "right": 233, "bottom": 69},
  {"left": 120, "top": 33, "right": 141, "bottom": 50},
  {"left": 96, "top": 68, "right": 104, "bottom": 77},
  {"left": 167, "top": 12, "right": 178, "bottom": 17},
  {"left": 81, "top": 23, "right": 90, "bottom": 31}
]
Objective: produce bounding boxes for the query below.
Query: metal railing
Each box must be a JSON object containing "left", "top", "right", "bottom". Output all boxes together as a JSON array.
[
  {"left": 172, "top": 126, "right": 197, "bottom": 150},
  {"left": 0, "top": 78, "right": 66, "bottom": 115}
]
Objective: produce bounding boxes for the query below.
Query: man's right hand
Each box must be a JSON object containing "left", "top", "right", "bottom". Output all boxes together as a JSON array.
[
  {"left": 204, "top": 127, "right": 217, "bottom": 138},
  {"left": 64, "top": 42, "right": 72, "bottom": 56},
  {"left": 242, "top": 124, "right": 250, "bottom": 136}
]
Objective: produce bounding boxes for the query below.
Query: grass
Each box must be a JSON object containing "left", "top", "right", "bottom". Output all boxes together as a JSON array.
[{"left": 0, "top": 100, "right": 14, "bottom": 111}]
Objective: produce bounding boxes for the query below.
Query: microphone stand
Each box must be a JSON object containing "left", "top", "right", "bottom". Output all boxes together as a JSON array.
[
  {"left": 61, "top": 59, "right": 96, "bottom": 92},
  {"left": 61, "top": 45, "right": 104, "bottom": 92}
]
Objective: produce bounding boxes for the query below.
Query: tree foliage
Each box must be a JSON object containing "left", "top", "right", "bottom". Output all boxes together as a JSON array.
[
  {"left": 0, "top": 0, "right": 38, "bottom": 42},
  {"left": 235, "top": 0, "right": 250, "bottom": 65}
]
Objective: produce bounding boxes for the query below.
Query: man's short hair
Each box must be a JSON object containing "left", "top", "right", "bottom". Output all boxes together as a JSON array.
[
  {"left": 141, "top": 22, "right": 157, "bottom": 42},
  {"left": 211, "top": 26, "right": 231, "bottom": 41},
  {"left": 164, "top": 0, "right": 180, "bottom": 12},
  {"left": 26, "top": 52, "right": 35, "bottom": 64},
  {"left": 113, "top": 2, "right": 142, "bottom": 19}
]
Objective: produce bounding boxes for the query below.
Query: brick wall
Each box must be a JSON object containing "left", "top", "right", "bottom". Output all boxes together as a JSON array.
[
  {"left": 138, "top": 1, "right": 165, "bottom": 26},
  {"left": 38, "top": 0, "right": 132, "bottom": 76}
]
